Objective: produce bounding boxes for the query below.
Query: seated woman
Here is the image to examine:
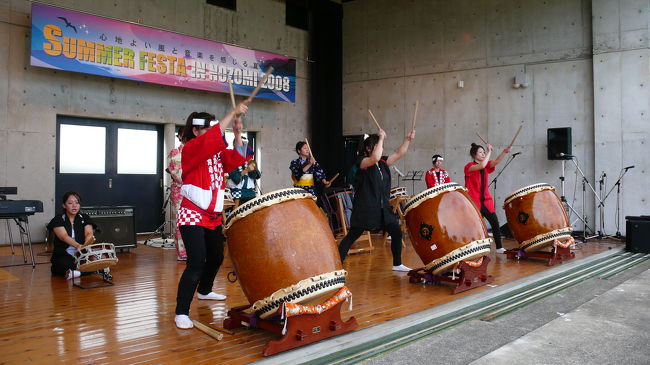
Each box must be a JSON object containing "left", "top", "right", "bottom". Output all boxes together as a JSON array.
[
  {"left": 227, "top": 160, "right": 261, "bottom": 205},
  {"left": 47, "top": 191, "right": 95, "bottom": 280}
]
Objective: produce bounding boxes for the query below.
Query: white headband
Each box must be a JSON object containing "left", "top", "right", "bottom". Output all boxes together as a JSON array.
[
  {"left": 436, "top": 157, "right": 444, "bottom": 161},
  {"left": 192, "top": 118, "right": 218, "bottom": 127}
]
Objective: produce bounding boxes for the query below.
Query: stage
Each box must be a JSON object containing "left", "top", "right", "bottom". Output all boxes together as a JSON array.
[{"left": 0, "top": 236, "right": 625, "bottom": 364}]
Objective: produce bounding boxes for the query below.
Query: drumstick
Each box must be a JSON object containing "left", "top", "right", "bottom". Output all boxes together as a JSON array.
[
  {"left": 329, "top": 173, "right": 340, "bottom": 183},
  {"left": 367, "top": 109, "right": 382, "bottom": 130},
  {"left": 411, "top": 100, "right": 419, "bottom": 130},
  {"left": 245, "top": 66, "right": 275, "bottom": 103},
  {"left": 304, "top": 138, "right": 317, "bottom": 162},
  {"left": 509, "top": 125, "right": 523, "bottom": 147},
  {"left": 227, "top": 80, "right": 236, "bottom": 109},
  {"left": 83, "top": 236, "right": 96, "bottom": 247},
  {"left": 475, "top": 131, "right": 489, "bottom": 145},
  {"left": 192, "top": 320, "right": 224, "bottom": 341}
]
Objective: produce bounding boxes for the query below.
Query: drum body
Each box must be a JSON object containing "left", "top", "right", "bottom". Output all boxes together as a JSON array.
[
  {"left": 404, "top": 183, "right": 492, "bottom": 274},
  {"left": 503, "top": 183, "right": 572, "bottom": 252},
  {"left": 389, "top": 187, "right": 408, "bottom": 201},
  {"left": 74, "top": 243, "right": 118, "bottom": 272},
  {"left": 224, "top": 188, "right": 346, "bottom": 318}
]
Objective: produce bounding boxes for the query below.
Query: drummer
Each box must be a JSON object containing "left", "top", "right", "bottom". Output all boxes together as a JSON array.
[
  {"left": 338, "top": 128, "right": 416, "bottom": 272},
  {"left": 47, "top": 191, "right": 95, "bottom": 280},
  {"left": 290, "top": 141, "right": 331, "bottom": 195},
  {"left": 425, "top": 154, "right": 450, "bottom": 188},
  {"left": 174, "top": 102, "right": 251, "bottom": 330},
  {"left": 464, "top": 143, "right": 512, "bottom": 253}
]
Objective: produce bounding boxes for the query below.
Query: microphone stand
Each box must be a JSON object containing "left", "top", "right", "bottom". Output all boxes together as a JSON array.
[
  {"left": 489, "top": 153, "right": 519, "bottom": 202},
  {"left": 599, "top": 166, "right": 633, "bottom": 239}
]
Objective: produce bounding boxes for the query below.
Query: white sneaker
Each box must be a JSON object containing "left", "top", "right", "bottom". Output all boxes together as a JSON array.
[
  {"left": 197, "top": 292, "right": 227, "bottom": 300},
  {"left": 495, "top": 248, "right": 507, "bottom": 254},
  {"left": 175, "top": 314, "right": 194, "bottom": 329},
  {"left": 392, "top": 264, "right": 411, "bottom": 272},
  {"left": 65, "top": 269, "right": 81, "bottom": 280}
]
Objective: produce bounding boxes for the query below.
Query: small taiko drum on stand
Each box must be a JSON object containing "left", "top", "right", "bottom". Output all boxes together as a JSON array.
[
  {"left": 223, "top": 188, "right": 357, "bottom": 355},
  {"left": 503, "top": 183, "right": 575, "bottom": 265},
  {"left": 389, "top": 186, "right": 408, "bottom": 201},
  {"left": 403, "top": 183, "right": 494, "bottom": 293},
  {"left": 74, "top": 243, "right": 118, "bottom": 272}
]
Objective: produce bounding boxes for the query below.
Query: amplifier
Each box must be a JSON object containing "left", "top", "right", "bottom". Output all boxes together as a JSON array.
[
  {"left": 83, "top": 206, "right": 137, "bottom": 249},
  {"left": 625, "top": 216, "right": 650, "bottom": 254}
]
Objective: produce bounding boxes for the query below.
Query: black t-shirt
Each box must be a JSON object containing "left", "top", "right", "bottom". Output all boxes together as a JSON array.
[
  {"left": 350, "top": 156, "right": 399, "bottom": 229},
  {"left": 47, "top": 213, "right": 94, "bottom": 256}
]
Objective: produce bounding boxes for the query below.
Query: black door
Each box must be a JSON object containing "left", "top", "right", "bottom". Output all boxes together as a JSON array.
[{"left": 55, "top": 116, "right": 164, "bottom": 232}]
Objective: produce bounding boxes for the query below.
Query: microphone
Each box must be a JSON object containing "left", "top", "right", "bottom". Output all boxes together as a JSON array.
[
  {"left": 624, "top": 165, "right": 635, "bottom": 170},
  {"left": 512, "top": 152, "right": 521, "bottom": 157},
  {"left": 392, "top": 166, "right": 406, "bottom": 177},
  {"left": 558, "top": 152, "right": 574, "bottom": 158}
]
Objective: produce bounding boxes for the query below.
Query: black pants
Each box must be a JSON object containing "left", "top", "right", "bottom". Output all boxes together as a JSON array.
[
  {"left": 338, "top": 222, "right": 403, "bottom": 266},
  {"left": 480, "top": 206, "right": 502, "bottom": 249},
  {"left": 51, "top": 254, "right": 76, "bottom": 276},
  {"left": 175, "top": 225, "right": 225, "bottom": 315}
]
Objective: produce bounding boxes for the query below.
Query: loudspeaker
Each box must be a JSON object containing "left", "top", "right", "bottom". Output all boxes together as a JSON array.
[
  {"left": 626, "top": 216, "right": 650, "bottom": 254},
  {"left": 83, "top": 206, "right": 137, "bottom": 249},
  {"left": 547, "top": 127, "right": 572, "bottom": 160}
]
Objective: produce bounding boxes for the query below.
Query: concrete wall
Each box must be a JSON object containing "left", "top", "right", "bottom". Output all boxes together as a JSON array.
[
  {"left": 343, "top": 0, "right": 612, "bottom": 232},
  {"left": 0, "top": 0, "right": 309, "bottom": 242},
  {"left": 592, "top": 0, "right": 650, "bottom": 234}
]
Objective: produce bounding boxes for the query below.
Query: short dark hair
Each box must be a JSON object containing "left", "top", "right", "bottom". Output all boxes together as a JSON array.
[
  {"left": 295, "top": 141, "right": 307, "bottom": 154},
  {"left": 431, "top": 154, "right": 442, "bottom": 164},
  {"left": 184, "top": 111, "right": 216, "bottom": 143},
  {"left": 470, "top": 143, "right": 484, "bottom": 158},
  {"left": 358, "top": 134, "right": 380, "bottom": 157}
]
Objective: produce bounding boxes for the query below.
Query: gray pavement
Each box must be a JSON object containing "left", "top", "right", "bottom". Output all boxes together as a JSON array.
[{"left": 364, "top": 261, "right": 650, "bottom": 365}]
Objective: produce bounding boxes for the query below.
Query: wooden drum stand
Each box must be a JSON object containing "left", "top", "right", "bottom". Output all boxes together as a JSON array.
[{"left": 407, "top": 256, "right": 494, "bottom": 294}]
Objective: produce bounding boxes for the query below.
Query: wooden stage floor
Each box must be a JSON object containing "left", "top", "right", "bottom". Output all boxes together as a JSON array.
[{"left": 0, "top": 236, "right": 623, "bottom": 364}]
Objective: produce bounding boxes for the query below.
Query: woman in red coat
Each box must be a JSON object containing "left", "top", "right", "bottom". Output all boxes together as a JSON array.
[
  {"left": 464, "top": 143, "right": 511, "bottom": 253},
  {"left": 425, "top": 154, "right": 450, "bottom": 188}
]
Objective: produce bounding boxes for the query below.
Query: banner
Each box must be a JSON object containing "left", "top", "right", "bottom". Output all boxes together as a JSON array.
[{"left": 30, "top": 3, "right": 296, "bottom": 102}]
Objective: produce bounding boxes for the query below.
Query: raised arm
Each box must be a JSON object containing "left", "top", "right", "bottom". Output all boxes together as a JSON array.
[
  {"left": 219, "top": 102, "right": 249, "bottom": 134},
  {"left": 386, "top": 129, "right": 416, "bottom": 166},
  {"left": 492, "top": 146, "right": 513, "bottom": 167},
  {"left": 360, "top": 129, "right": 386, "bottom": 169}
]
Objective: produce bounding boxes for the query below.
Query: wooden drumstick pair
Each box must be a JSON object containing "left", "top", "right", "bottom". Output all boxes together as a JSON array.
[
  {"left": 475, "top": 125, "right": 523, "bottom": 148},
  {"left": 228, "top": 67, "right": 275, "bottom": 108},
  {"left": 367, "top": 100, "right": 419, "bottom": 132}
]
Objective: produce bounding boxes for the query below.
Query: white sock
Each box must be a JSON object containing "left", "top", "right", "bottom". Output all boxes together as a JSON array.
[
  {"left": 66, "top": 270, "right": 81, "bottom": 280},
  {"left": 175, "top": 314, "right": 194, "bottom": 329},
  {"left": 197, "top": 292, "right": 227, "bottom": 300}
]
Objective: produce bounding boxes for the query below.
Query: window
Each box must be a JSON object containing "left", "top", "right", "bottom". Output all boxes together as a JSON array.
[
  {"left": 206, "top": 0, "right": 236, "bottom": 11},
  {"left": 117, "top": 128, "right": 158, "bottom": 174},
  {"left": 59, "top": 124, "right": 106, "bottom": 174},
  {"left": 286, "top": 0, "right": 309, "bottom": 30}
]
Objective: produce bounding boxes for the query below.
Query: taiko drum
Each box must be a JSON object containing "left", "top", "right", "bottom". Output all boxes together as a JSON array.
[
  {"left": 74, "top": 243, "right": 118, "bottom": 272},
  {"left": 503, "top": 183, "right": 572, "bottom": 252},
  {"left": 223, "top": 188, "right": 346, "bottom": 318},
  {"left": 403, "top": 183, "right": 492, "bottom": 274}
]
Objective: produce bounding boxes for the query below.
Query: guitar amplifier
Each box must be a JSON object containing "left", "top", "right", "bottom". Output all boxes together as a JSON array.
[
  {"left": 626, "top": 216, "right": 650, "bottom": 254},
  {"left": 83, "top": 206, "right": 137, "bottom": 249}
]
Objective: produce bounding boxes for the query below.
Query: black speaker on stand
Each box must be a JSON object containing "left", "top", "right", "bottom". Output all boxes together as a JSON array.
[
  {"left": 547, "top": 127, "right": 572, "bottom": 160},
  {"left": 83, "top": 206, "right": 137, "bottom": 250}
]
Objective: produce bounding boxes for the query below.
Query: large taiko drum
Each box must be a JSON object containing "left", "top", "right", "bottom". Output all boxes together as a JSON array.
[
  {"left": 503, "top": 183, "right": 572, "bottom": 252},
  {"left": 74, "top": 243, "right": 118, "bottom": 272},
  {"left": 223, "top": 188, "right": 346, "bottom": 318},
  {"left": 403, "top": 183, "right": 492, "bottom": 274}
]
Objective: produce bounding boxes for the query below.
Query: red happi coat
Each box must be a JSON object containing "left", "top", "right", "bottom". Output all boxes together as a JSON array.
[
  {"left": 178, "top": 124, "right": 248, "bottom": 229},
  {"left": 464, "top": 161, "right": 496, "bottom": 213},
  {"left": 425, "top": 168, "right": 451, "bottom": 188}
]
